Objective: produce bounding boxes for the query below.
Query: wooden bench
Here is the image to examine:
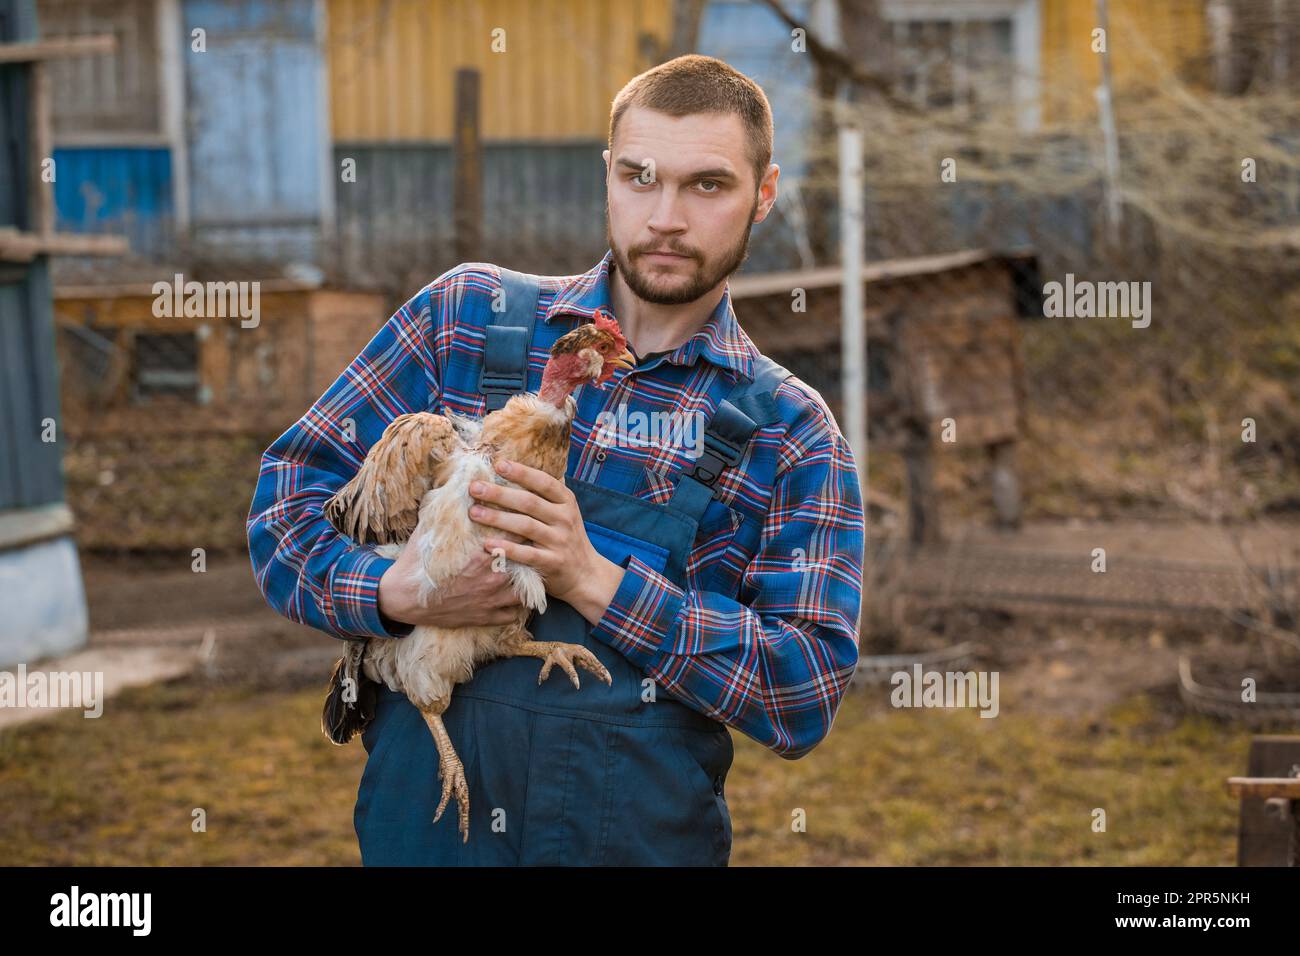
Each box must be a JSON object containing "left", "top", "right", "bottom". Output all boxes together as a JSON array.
[{"left": 1226, "top": 735, "right": 1300, "bottom": 866}]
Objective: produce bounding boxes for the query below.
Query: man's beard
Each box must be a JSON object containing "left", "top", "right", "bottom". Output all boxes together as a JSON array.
[{"left": 607, "top": 199, "right": 757, "bottom": 306}]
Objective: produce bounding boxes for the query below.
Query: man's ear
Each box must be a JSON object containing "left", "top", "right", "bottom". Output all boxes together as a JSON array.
[
  {"left": 753, "top": 163, "right": 780, "bottom": 223},
  {"left": 602, "top": 148, "right": 611, "bottom": 173}
]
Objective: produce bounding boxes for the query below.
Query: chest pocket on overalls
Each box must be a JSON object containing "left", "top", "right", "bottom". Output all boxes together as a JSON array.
[{"left": 585, "top": 520, "right": 671, "bottom": 576}]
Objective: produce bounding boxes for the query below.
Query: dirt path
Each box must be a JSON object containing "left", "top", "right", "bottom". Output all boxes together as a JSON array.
[
  {"left": 9, "top": 517, "right": 1287, "bottom": 731},
  {"left": 902, "top": 517, "right": 1300, "bottom": 619},
  {"left": 1, "top": 552, "right": 339, "bottom": 729}
]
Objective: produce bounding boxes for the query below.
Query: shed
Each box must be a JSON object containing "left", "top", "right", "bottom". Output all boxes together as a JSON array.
[
  {"left": 729, "top": 248, "right": 1039, "bottom": 543},
  {"left": 52, "top": 282, "right": 389, "bottom": 436},
  {"left": 50, "top": 282, "right": 389, "bottom": 551},
  {"left": 0, "top": 0, "right": 125, "bottom": 665}
]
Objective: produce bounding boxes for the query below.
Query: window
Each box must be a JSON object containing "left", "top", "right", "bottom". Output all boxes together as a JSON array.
[
  {"left": 880, "top": 0, "right": 1041, "bottom": 129},
  {"left": 132, "top": 331, "right": 199, "bottom": 402}
]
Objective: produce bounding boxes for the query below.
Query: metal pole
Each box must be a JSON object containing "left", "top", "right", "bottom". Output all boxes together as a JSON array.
[
  {"left": 838, "top": 124, "right": 867, "bottom": 496},
  {"left": 839, "top": 122, "right": 869, "bottom": 643},
  {"left": 1095, "top": 0, "right": 1122, "bottom": 245}
]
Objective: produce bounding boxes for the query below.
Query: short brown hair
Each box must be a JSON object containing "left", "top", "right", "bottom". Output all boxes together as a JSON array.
[{"left": 608, "top": 54, "right": 774, "bottom": 189}]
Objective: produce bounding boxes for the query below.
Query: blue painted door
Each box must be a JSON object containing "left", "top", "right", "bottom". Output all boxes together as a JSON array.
[{"left": 182, "top": 0, "right": 325, "bottom": 263}]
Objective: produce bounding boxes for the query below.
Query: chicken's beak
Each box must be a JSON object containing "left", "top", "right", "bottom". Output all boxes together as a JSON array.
[{"left": 610, "top": 348, "right": 635, "bottom": 372}]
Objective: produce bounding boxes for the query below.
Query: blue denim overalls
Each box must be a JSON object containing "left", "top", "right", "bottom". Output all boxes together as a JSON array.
[{"left": 354, "top": 269, "right": 790, "bottom": 865}]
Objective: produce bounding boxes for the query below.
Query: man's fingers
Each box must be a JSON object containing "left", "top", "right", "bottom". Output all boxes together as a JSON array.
[
  {"left": 494, "top": 459, "right": 570, "bottom": 505},
  {"left": 482, "top": 536, "right": 547, "bottom": 570},
  {"left": 471, "top": 481, "right": 561, "bottom": 523},
  {"left": 473, "top": 505, "right": 551, "bottom": 545}
]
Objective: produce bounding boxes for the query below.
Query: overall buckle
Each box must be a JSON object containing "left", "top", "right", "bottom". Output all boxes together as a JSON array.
[{"left": 681, "top": 434, "right": 743, "bottom": 487}]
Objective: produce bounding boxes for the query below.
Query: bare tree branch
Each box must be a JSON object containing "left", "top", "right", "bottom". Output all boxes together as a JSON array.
[{"left": 756, "top": 0, "right": 914, "bottom": 110}]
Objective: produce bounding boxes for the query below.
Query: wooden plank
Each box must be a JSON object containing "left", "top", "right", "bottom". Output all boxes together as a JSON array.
[
  {"left": 453, "top": 68, "right": 482, "bottom": 264},
  {"left": 53, "top": 278, "right": 321, "bottom": 300},
  {"left": 0, "top": 35, "right": 115, "bottom": 63},
  {"left": 29, "top": 60, "right": 51, "bottom": 235},
  {"left": 49, "top": 131, "right": 172, "bottom": 148},
  {"left": 728, "top": 249, "right": 1003, "bottom": 299},
  {"left": 1226, "top": 778, "right": 1300, "bottom": 799},
  {"left": 0, "top": 229, "right": 129, "bottom": 261}
]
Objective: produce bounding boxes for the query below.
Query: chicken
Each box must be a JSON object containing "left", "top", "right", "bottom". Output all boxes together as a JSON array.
[{"left": 320, "top": 310, "right": 633, "bottom": 841}]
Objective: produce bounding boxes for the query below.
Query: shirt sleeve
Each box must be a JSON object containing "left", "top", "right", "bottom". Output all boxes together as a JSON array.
[
  {"left": 246, "top": 273, "right": 459, "bottom": 641},
  {"left": 588, "top": 383, "right": 865, "bottom": 759}
]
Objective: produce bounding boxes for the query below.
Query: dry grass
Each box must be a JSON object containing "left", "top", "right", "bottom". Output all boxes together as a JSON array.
[
  {"left": 0, "top": 681, "right": 363, "bottom": 865},
  {"left": 729, "top": 689, "right": 1247, "bottom": 866},
  {"left": 0, "top": 671, "right": 1252, "bottom": 866}
]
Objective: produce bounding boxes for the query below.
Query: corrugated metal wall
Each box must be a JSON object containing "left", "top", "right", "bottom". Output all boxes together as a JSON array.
[{"left": 335, "top": 141, "right": 609, "bottom": 282}]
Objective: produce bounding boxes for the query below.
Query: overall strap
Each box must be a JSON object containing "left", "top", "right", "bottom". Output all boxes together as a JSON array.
[
  {"left": 479, "top": 267, "right": 542, "bottom": 411},
  {"left": 667, "top": 354, "right": 793, "bottom": 524}
]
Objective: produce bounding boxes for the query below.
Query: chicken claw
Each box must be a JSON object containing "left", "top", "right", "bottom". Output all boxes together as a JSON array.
[
  {"left": 514, "top": 640, "right": 613, "bottom": 689},
  {"left": 420, "top": 706, "right": 470, "bottom": 842}
]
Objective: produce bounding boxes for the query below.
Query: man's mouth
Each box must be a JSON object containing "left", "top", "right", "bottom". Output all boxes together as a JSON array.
[{"left": 638, "top": 249, "right": 694, "bottom": 263}]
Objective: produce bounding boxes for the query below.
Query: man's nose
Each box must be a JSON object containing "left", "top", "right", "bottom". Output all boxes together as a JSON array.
[{"left": 645, "top": 186, "right": 687, "bottom": 234}]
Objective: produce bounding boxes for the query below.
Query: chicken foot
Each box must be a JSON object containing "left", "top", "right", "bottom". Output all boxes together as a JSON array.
[
  {"left": 419, "top": 698, "right": 470, "bottom": 842},
  {"left": 512, "top": 640, "right": 613, "bottom": 689}
]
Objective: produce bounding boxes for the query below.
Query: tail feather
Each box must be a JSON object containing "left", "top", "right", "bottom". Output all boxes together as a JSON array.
[{"left": 322, "top": 640, "right": 380, "bottom": 744}]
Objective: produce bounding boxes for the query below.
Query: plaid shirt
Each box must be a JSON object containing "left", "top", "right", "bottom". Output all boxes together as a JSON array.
[{"left": 248, "top": 252, "right": 864, "bottom": 758}]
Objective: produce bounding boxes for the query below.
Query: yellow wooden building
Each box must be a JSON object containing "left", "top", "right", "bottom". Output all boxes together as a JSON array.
[
  {"left": 328, "top": 0, "right": 673, "bottom": 142},
  {"left": 1040, "top": 0, "right": 1210, "bottom": 125},
  {"left": 325, "top": 0, "right": 1214, "bottom": 140}
]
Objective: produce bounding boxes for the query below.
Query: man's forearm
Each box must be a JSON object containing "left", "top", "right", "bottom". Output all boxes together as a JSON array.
[
  {"left": 567, "top": 553, "right": 627, "bottom": 625},
  {"left": 586, "top": 552, "right": 861, "bottom": 758}
]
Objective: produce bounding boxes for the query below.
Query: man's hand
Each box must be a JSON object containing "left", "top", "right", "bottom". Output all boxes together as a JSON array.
[
  {"left": 471, "top": 459, "right": 625, "bottom": 625},
  {"left": 377, "top": 540, "right": 525, "bottom": 629}
]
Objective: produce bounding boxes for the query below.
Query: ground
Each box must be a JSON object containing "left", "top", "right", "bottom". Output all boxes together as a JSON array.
[
  {"left": 0, "top": 542, "right": 1283, "bottom": 866},
  {"left": 0, "top": 672, "right": 1252, "bottom": 866}
]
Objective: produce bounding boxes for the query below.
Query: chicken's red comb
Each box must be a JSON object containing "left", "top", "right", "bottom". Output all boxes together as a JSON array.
[{"left": 592, "top": 309, "right": 626, "bottom": 345}]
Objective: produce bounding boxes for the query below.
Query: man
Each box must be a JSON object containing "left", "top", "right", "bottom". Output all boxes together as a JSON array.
[{"left": 248, "top": 54, "right": 864, "bottom": 866}]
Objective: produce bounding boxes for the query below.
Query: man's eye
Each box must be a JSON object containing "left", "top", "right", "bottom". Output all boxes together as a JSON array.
[{"left": 697, "top": 180, "right": 719, "bottom": 193}]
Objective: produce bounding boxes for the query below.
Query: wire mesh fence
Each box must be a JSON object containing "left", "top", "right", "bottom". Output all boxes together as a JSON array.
[{"left": 45, "top": 3, "right": 1300, "bottom": 680}]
